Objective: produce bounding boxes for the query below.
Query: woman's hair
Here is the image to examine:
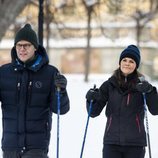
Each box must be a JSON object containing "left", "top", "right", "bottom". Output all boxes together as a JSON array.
[{"left": 113, "top": 68, "right": 142, "bottom": 89}]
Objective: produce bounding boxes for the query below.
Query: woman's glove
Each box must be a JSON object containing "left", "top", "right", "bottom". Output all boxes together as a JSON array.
[
  {"left": 86, "top": 88, "right": 99, "bottom": 101},
  {"left": 136, "top": 80, "right": 153, "bottom": 93}
]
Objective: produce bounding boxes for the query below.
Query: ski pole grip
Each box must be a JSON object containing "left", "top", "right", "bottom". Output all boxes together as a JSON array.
[
  {"left": 57, "top": 87, "right": 60, "bottom": 92},
  {"left": 90, "top": 84, "right": 97, "bottom": 102},
  {"left": 93, "top": 84, "right": 96, "bottom": 90},
  {"left": 55, "top": 72, "right": 61, "bottom": 92}
]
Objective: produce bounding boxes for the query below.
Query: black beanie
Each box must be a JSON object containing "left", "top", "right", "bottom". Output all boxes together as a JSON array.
[
  {"left": 119, "top": 45, "right": 141, "bottom": 68},
  {"left": 14, "top": 24, "right": 38, "bottom": 48}
]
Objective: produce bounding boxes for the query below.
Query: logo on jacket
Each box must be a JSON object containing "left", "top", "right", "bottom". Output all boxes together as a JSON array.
[{"left": 35, "top": 81, "right": 42, "bottom": 88}]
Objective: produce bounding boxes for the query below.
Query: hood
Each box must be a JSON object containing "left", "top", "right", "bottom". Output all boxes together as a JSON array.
[{"left": 11, "top": 45, "right": 49, "bottom": 72}]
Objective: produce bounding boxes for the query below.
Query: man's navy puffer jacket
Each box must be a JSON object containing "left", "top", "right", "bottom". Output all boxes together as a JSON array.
[{"left": 0, "top": 45, "right": 70, "bottom": 152}]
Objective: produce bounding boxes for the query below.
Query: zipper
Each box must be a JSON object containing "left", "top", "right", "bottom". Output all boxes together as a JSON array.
[
  {"left": 136, "top": 114, "right": 141, "bottom": 133},
  {"left": 125, "top": 77, "right": 127, "bottom": 83}
]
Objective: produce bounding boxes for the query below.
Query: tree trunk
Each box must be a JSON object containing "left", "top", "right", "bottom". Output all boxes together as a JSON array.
[{"left": 84, "top": 6, "right": 93, "bottom": 82}]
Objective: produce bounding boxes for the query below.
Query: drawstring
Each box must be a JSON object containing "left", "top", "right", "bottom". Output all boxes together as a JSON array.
[
  {"left": 15, "top": 70, "right": 21, "bottom": 104},
  {"left": 27, "top": 72, "right": 33, "bottom": 105},
  {"left": 125, "top": 77, "right": 127, "bottom": 83}
]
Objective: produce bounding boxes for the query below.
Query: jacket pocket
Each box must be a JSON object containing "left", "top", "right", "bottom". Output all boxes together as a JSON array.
[
  {"left": 126, "top": 93, "right": 130, "bottom": 106},
  {"left": 106, "top": 115, "right": 112, "bottom": 133},
  {"left": 136, "top": 114, "right": 141, "bottom": 133}
]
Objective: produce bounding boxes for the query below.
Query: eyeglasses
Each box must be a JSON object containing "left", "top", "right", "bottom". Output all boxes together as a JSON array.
[{"left": 16, "top": 43, "right": 32, "bottom": 50}]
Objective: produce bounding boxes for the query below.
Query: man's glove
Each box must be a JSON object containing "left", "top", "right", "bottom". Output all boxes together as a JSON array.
[
  {"left": 86, "top": 88, "right": 99, "bottom": 101},
  {"left": 136, "top": 81, "right": 153, "bottom": 93},
  {"left": 54, "top": 74, "right": 67, "bottom": 90}
]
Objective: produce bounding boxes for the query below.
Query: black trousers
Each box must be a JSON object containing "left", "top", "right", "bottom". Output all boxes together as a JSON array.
[
  {"left": 3, "top": 149, "right": 48, "bottom": 158},
  {"left": 103, "top": 144, "right": 145, "bottom": 158}
]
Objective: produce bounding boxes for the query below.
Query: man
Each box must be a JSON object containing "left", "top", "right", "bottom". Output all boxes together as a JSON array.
[{"left": 0, "top": 24, "right": 70, "bottom": 158}]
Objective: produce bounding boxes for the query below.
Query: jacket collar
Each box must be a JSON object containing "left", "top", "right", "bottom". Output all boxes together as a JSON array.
[{"left": 108, "top": 69, "right": 138, "bottom": 94}]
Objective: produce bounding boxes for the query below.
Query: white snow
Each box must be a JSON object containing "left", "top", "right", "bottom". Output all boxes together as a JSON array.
[
  {"left": 0, "top": 74, "right": 158, "bottom": 158},
  {"left": 1, "top": 37, "right": 158, "bottom": 49}
]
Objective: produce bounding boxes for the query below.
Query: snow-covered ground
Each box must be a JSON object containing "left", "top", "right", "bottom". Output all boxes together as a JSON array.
[{"left": 0, "top": 74, "right": 158, "bottom": 158}]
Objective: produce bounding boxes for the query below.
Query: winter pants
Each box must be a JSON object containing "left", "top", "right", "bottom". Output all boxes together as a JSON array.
[
  {"left": 3, "top": 149, "right": 48, "bottom": 158},
  {"left": 103, "top": 144, "right": 145, "bottom": 158}
]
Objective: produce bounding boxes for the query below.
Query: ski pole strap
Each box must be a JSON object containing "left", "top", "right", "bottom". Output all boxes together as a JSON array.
[{"left": 80, "top": 99, "right": 93, "bottom": 158}]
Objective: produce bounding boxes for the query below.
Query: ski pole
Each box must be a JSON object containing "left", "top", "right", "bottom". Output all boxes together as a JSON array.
[
  {"left": 80, "top": 84, "right": 96, "bottom": 158},
  {"left": 142, "top": 92, "right": 152, "bottom": 158},
  {"left": 139, "top": 76, "right": 152, "bottom": 158},
  {"left": 56, "top": 86, "right": 61, "bottom": 158}
]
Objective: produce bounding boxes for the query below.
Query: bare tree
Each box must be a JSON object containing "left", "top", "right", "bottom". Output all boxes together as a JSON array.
[
  {"left": 131, "top": 0, "right": 158, "bottom": 46},
  {"left": 0, "top": 0, "right": 31, "bottom": 41},
  {"left": 82, "top": 0, "right": 98, "bottom": 82},
  {"left": 106, "top": 0, "right": 123, "bottom": 14}
]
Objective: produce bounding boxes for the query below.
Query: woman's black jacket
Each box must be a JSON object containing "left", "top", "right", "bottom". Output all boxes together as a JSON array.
[
  {"left": 0, "top": 45, "right": 70, "bottom": 152},
  {"left": 87, "top": 75, "right": 158, "bottom": 146}
]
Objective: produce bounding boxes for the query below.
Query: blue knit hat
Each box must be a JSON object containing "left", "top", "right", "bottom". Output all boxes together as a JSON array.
[
  {"left": 119, "top": 45, "right": 141, "bottom": 68},
  {"left": 14, "top": 24, "right": 38, "bottom": 48}
]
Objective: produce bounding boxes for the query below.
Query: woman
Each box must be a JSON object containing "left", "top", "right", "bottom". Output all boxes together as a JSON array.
[{"left": 86, "top": 45, "right": 158, "bottom": 158}]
